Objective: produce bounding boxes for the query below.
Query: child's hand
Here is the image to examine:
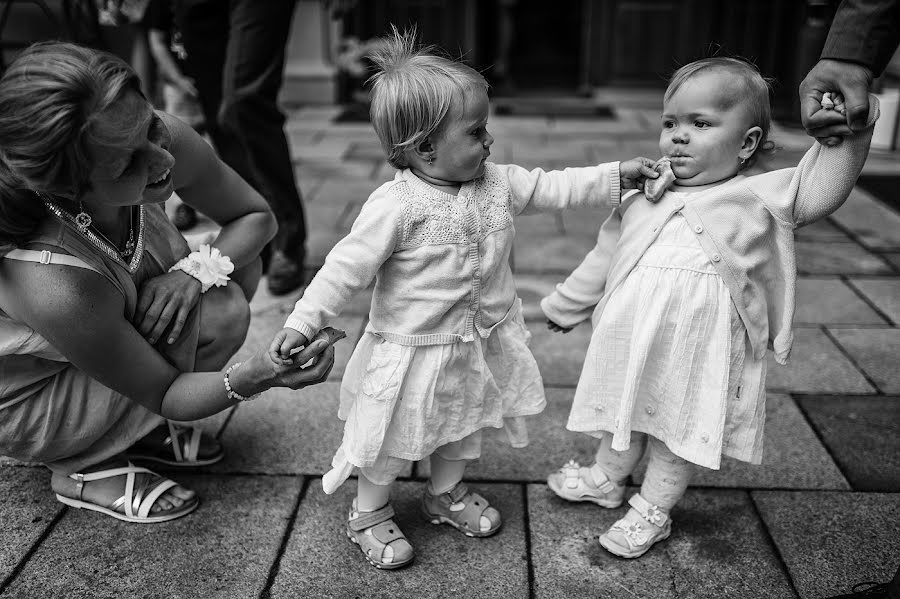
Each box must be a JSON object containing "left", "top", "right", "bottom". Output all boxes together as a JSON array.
[
  {"left": 547, "top": 319, "right": 573, "bottom": 334},
  {"left": 620, "top": 157, "right": 660, "bottom": 189},
  {"left": 268, "top": 328, "right": 309, "bottom": 366}
]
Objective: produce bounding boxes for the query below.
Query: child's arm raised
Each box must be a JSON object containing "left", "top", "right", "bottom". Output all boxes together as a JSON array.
[
  {"left": 746, "top": 94, "right": 880, "bottom": 227},
  {"left": 498, "top": 158, "right": 657, "bottom": 216},
  {"left": 540, "top": 207, "right": 623, "bottom": 329},
  {"left": 282, "top": 189, "right": 402, "bottom": 341}
]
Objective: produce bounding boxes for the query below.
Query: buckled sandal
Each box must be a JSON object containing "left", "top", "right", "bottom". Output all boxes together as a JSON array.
[
  {"left": 125, "top": 421, "right": 224, "bottom": 467},
  {"left": 599, "top": 493, "right": 672, "bottom": 558},
  {"left": 55, "top": 462, "right": 199, "bottom": 523},
  {"left": 346, "top": 500, "right": 414, "bottom": 570},
  {"left": 547, "top": 459, "right": 625, "bottom": 508},
  {"left": 422, "top": 481, "right": 501, "bottom": 538}
]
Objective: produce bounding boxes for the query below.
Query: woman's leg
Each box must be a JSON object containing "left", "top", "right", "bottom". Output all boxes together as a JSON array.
[{"left": 194, "top": 269, "right": 254, "bottom": 372}]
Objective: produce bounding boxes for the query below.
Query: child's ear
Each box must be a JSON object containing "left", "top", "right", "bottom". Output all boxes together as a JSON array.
[
  {"left": 414, "top": 139, "right": 435, "bottom": 162},
  {"left": 740, "top": 126, "right": 763, "bottom": 159}
]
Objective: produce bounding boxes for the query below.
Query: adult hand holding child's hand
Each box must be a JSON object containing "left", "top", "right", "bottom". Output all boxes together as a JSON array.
[{"left": 619, "top": 157, "right": 660, "bottom": 190}]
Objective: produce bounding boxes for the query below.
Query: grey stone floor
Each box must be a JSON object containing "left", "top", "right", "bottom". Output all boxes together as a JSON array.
[{"left": 2, "top": 97, "right": 899, "bottom": 599}]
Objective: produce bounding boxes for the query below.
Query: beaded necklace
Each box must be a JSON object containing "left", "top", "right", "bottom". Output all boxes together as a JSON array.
[{"left": 37, "top": 193, "right": 146, "bottom": 274}]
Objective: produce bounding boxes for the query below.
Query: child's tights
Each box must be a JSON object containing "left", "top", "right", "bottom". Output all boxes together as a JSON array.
[
  {"left": 357, "top": 453, "right": 469, "bottom": 512},
  {"left": 594, "top": 432, "right": 693, "bottom": 510}
]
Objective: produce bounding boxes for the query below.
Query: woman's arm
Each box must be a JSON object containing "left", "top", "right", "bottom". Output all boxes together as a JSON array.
[
  {"left": 162, "top": 112, "right": 277, "bottom": 268},
  {"left": 0, "top": 262, "right": 332, "bottom": 420}
]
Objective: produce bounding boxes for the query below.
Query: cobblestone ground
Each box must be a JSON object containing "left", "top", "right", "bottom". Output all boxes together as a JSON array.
[{"left": 1, "top": 98, "right": 898, "bottom": 599}]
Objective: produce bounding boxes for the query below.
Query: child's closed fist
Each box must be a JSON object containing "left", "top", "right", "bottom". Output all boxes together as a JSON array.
[
  {"left": 620, "top": 157, "right": 659, "bottom": 189},
  {"left": 268, "top": 328, "right": 309, "bottom": 366}
]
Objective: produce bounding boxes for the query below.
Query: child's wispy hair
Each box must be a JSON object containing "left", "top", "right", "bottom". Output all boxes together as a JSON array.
[{"left": 367, "top": 26, "right": 488, "bottom": 168}]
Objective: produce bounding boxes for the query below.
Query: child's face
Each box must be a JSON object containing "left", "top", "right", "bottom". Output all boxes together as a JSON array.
[
  {"left": 659, "top": 71, "right": 761, "bottom": 186},
  {"left": 429, "top": 87, "right": 493, "bottom": 183}
]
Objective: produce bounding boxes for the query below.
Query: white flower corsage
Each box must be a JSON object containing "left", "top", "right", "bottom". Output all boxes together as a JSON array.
[{"left": 168, "top": 244, "right": 234, "bottom": 293}]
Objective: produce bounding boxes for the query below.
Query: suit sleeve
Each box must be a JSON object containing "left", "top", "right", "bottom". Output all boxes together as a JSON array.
[{"left": 821, "top": 0, "right": 900, "bottom": 75}]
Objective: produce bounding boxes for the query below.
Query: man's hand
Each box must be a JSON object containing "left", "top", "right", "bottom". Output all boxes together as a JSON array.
[
  {"left": 620, "top": 157, "right": 659, "bottom": 189},
  {"left": 799, "top": 59, "right": 873, "bottom": 145}
]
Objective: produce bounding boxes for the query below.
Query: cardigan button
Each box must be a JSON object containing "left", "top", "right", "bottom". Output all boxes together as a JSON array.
[
  {"left": 694, "top": 225, "right": 703, "bottom": 234},
  {"left": 701, "top": 433, "right": 710, "bottom": 443},
  {"left": 712, "top": 253, "right": 721, "bottom": 262},
  {"left": 646, "top": 406, "right": 655, "bottom": 415},
  {"left": 652, "top": 226, "right": 659, "bottom": 233}
]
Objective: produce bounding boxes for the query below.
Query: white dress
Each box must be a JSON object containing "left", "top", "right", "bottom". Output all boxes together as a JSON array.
[
  {"left": 566, "top": 214, "right": 766, "bottom": 469},
  {"left": 322, "top": 299, "right": 546, "bottom": 493}
]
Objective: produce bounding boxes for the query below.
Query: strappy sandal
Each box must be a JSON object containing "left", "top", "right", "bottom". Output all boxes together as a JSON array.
[
  {"left": 421, "top": 481, "right": 501, "bottom": 538},
  {"left": 346, "top": 499, "right": 414, "bottom": 570},
  {"left": 124, "top": 421, "right": 224, "bottom": 467},
  {"left": 55, "top": 462, "right": 199, "bottom": 523},
  {"left": 547, "top": 459, "right": 625, "bottom": 508},
  {"left": 599, "top": 493, "right": 671, "bottom": 558}
]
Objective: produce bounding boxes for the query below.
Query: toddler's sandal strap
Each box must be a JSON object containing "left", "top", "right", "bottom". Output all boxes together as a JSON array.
[
  {"left": 369, "top": 521, "right": 405, "bottom": 545},
  {"left": 348, "top": 503, "right": 395, "bottom": 532},
  {"left": 628, "top": 493, "right": 668, "bottom": 527}
]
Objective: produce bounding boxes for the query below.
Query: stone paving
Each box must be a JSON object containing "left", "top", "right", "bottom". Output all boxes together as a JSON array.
[{"left": 2, "top": 97, "right": 900, "bottom": 599}]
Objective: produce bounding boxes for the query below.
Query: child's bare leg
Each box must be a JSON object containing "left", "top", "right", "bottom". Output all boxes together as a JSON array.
[
  {"left": 423, "top": 434, "right": 501, "bottom": 537},
  {"left": 348, "top": 464, "right": 413, "bottom": 570}
]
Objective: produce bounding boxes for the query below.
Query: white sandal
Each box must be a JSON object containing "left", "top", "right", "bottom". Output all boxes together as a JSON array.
[
  {"left": 547, "top": 460, "right": 624, "bottom": 508},
  {"left": 55, "top": 462, "right": 198, "bottom": 523},
  {"left": 599, "top": 493, "right": 671, "bottom": 558}
]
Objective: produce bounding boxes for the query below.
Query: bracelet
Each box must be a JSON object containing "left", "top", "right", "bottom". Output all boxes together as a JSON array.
[
  {"left": 223, "top": 362, "right": 259, "bottom": 402},
  {"left": 168, "top": 244, "right": 234, "bottom": 293}
]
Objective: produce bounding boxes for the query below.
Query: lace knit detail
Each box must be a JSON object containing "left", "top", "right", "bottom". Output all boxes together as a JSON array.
[{"left": 397, "top": 164, "right": 513, "bottom": 249}]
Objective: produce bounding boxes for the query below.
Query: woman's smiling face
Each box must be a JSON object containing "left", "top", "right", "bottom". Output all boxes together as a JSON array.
[
  {"left": 659, "top": 70, "right": 759, "bottom": 186},
  {"left": 82, "top": 90, "right": 176, "bottom": 208}
]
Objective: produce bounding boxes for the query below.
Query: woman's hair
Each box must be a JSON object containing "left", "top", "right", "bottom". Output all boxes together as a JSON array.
[
  {"left": 664, "top": 56, "right": 776, "bottom": 170},
  {"left": 0, "top": 42, "right": 141, "bottom": 246},
  {"left": 367, "top": 26, "right": 489, "bottom": 169}
]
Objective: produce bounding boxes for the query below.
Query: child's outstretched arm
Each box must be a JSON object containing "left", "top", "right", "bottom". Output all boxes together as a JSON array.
[
  {"left": 746, "top": 94, "right": 880, "bottom": 227},
  {"left": 498, "top": 158, "right": 657, "bottom": 216},
  {"left": 540, "top": 206, "right": 623, "bottom": 329},
  {"left": 279, "top": 189, "right": 402, "bottom": 344}
]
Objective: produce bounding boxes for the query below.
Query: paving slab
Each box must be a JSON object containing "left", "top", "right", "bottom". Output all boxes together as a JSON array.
[
  {"left": 514, "top": 232, "right": 599, "bottom": 274},
  {"left": 417, "top": 387, "right": 599, "bottom": 482},
  {"left": 514, "top": 274, "right": 562, "bottom": 321},
  {"left": 795, "top": 277, "right": 885, "bottom": 324},
  {"left": 765, "top": 328, "right": 874, "bottom": 394},
  {"left": 0, "top": 466, "right": 62, "bottom": 586},
  {"left": 529, "top": 485, "right": 795, "bottom": 599},
  {"left": 794, "top": 241, "right": 893, "bottom": 274},
  {"left": 210, "top": 382, "right": 371, "bottom": 476},
  {"left": 828, "top": 328, "right": 900, "bottom": 393},
  {"left": 753, "top": 490, "right": 900, "bottom": 599},
  {"left": 831, "top": 187, "right": 900, "bottom": 250},
  {"left": 269, "top": 480, "right": 528, "bottom": 598},
  {"left": 0, "top": 475, "right": 301, "bottom": 599},
  {"left": 797, "top": 395, "right": 900, "bottom": 491},
  {"left": 526, "top": 321, "right": 593, "bottom": 387},
  {"left": 631, "top": 394, "right": 849, "bottom": 490},
  {"left": 795, "top": 219, "right": 854, "bottom": 242},
  {"left": 848, "top": 277, "right": 900, "bottom": 324}
]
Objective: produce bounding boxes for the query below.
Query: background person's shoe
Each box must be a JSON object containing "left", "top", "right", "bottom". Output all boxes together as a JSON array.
[
  {"left": 267, "top": 250, "right": 305, "bottom": 295},
  {"left": 172, "top": 204, "right": 198, "bottom": 231}
]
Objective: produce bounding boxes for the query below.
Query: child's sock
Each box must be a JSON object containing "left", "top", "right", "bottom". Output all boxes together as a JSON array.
[
  {"left": 357, "top": 475, "right": 392, "bottom": 512},
  {"left": 593, "top": 431, "right": 647, "bottom": 484},
  {"left": 640, "top": 436, "right": 692, "bottom": 511}
]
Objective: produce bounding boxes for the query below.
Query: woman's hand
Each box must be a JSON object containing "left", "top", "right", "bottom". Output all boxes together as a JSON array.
[
  {"left": 240, "top": 339, "right": 335, "bottom": 393},
  {"left": 134, "top": 270, "right": 202, "bottom": 345},
  {"left": 619, "top": 157, "right": 659, "bottom": 189}
]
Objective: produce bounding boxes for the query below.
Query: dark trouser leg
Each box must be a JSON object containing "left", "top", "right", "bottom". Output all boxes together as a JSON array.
[{"left": 221, "top": 0, "right": 306, "bottom": 266}]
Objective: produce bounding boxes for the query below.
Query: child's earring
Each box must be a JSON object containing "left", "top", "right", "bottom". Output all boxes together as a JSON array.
[
  {"left": 738, "top": 156, "right": 748, "bottom": 169},
  {"left": 427, "top": 156, "right": 434, "bottom": 166}
]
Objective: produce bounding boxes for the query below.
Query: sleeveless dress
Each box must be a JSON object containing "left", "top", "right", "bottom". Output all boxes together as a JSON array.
[
  {"left": 565, "top": 213, "right": 767, "bottom": 469},
  {"left": 0, "top": 204, "right": 199, "bottom": 474}
]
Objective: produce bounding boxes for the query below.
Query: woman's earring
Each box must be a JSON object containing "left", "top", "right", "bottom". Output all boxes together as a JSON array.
[{"left": 74, "top": 202, "right": 92, "bottom": 232}]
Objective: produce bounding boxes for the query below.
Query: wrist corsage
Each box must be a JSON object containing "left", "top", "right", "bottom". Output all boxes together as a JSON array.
[{"left": 168, "top": 244, "right": 234, "bottom": 293}]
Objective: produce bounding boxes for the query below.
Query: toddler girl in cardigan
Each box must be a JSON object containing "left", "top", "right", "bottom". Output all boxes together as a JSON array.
[
  {"left": 542, "top": 57, "right": 879, "bottom": 559},
  {"left": 267, "top": 28, "right": 657, "bottom": 570}
]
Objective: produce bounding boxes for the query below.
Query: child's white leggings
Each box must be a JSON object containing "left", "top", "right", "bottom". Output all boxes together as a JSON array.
[{"left": 594, "top": 432, "right": 693, "bottom": 511}]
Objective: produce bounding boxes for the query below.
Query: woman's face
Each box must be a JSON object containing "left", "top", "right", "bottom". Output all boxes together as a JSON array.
[{"left": 82, "top": 90, "right": 176, "bottom": 208}]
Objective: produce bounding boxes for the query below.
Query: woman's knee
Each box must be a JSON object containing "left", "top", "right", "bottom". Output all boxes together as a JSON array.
[{"left": 199, "top": 282, "right": 251, "bottom": 354}]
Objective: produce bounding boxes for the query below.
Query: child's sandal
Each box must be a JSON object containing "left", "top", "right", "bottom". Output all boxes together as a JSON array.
[
  {"left": 599, "top": 493, "right": 672, "bottom": 558},
  {"left": 346, "top": 499, "right": 414, "bottom": 570},
  {"left": 547, "top": 459, "right": 625, "bottom": 508},
  {"left": 421, "top": 481, "right": 501, "bottom": 538}
]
